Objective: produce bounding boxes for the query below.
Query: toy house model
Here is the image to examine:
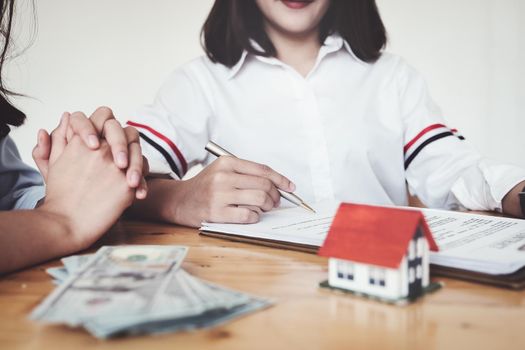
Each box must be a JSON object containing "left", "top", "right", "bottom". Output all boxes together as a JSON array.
[{"left": 318, "top": 203, "right": 439, "bottom": 301}]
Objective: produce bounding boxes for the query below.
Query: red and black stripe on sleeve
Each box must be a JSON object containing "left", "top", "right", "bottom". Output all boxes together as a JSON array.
[
  {"left": 127, "top": 121, "right": 188, "bottom": 178},
  {"left": 404, "top": 123, "right": 465, "bottom": 169}
]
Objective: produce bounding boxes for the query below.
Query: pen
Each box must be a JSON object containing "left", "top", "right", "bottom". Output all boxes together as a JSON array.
[{"left": 205, "top": 141, "right": 316, "bottom": 213}]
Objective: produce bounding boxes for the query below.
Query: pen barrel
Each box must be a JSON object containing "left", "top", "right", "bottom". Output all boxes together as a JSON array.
[
  {"left": 278, "top": 190, "right": 302, "bottom": 207},
  {"left": 205, "top": 142, "right": 235, "bottom": 158}
]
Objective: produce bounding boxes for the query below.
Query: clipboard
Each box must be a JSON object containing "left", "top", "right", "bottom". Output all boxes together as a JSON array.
[
  {"left": 200, "top": 230, "right": 525, "bottom": 290},
  {"left": 200, "top": 230, "right": 318, "bottom": 254},
  {"left": 430, "top": 264, "right": 525, "bottom": 290}
]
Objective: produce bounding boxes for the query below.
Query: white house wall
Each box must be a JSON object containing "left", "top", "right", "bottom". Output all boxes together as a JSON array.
[
  {"left": 329, "top": 259, "right": 405, "bottom": 300},
  {"left": 422, "top": 239, "right": 429, "bottom": 287},
  {"left": 400, "top": 257, "right": 408, "bottom": 297}
]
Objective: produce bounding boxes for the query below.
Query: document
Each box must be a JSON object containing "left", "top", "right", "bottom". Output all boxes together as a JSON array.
[
  {"left": 201, "top": 201, "right": 525, "bottom": 275},
  {"left": 423, "top": 209, "right": 525, "bottom": 274},
  {"left": 201, "top": 201, "right": 340, "bottom": 247}
]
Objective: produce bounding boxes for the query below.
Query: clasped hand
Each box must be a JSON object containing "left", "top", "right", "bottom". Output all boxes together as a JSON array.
[{"left": 32, "top": 106, "right": 148, "bottom": 198}]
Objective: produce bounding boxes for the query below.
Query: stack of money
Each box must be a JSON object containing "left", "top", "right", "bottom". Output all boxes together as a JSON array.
[{"left": 31, "top": 245, "right": 271, "bottom": 338}]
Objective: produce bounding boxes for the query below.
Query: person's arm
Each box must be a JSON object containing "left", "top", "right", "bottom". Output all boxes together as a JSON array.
[
  {"left": 502, "top": 181, "right": 525, "bottom": 218},
  {"left": 0, "top": 208, "right": 78, "bottom": 273},
  {"left": 127, "top": 66, "right": 294, "bottom": 227},
  {"left": 128, "top": 156, "right": 295, "bottom": 227},
  {"left": 0, "top": 136, "right": 45, "bottom": 210},
  {"left": 0, "top": 136, "right": 134, "bottom": 274},
  {"left": 395, "top": 59, "right": 525, "bottom": 215}
]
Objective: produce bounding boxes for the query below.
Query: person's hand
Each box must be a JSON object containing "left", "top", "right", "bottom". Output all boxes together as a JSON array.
[
  {"left": 32, "top": 107, "right": 148, "bottom": 199},
  {"left": 38, "top": 135, "right": 135, "bottom": 250},
  {"left": 170, "top": 156, "right": 295, "bottom": 226}
]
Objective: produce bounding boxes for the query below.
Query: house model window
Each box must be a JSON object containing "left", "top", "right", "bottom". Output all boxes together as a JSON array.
[
  {"left": 319, "top": 203, "right": 439, "bottom": 301},
  {"left": 337, "top": 261, "right": 354, "bottom": 280}
]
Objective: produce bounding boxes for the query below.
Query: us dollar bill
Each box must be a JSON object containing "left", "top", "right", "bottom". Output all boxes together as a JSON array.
[{"left": 32, "top": 245, "right": 188, "bottom": 326}]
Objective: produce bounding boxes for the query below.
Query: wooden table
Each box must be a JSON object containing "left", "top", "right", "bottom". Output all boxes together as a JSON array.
[{"left": 1, "top": 221, "right": 524, "bottom": 350}]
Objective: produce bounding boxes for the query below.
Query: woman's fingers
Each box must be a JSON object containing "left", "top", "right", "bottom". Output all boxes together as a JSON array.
[
  {"left": 135, "top": 156, "right": 150, "bottom": 199},
  {"left": 122, "top": 127, "right": 149, "bottom": 199},
  {"left": 229, "top": 189, "right": 275, "bottom": 212},
  {"left": 88, "top": 106, "right": 132, "bottom": 168},
  {"left": 218, "top": 156, "right": 295, "bottom": 192},
  {"left": 103, "top": 119, "right": 129, "bottom": 169},
  {"left": 49, "top": 112, "right": 71, "bottom": 164},
  {"left": 210, "top": 206, "right": 260, "bottom": 224},
  {"left": 68, "top": 111, "right": 100, "bottom": 149},
  {"left": 89, "top": 106, "right": 117, "bottom": 132},
  {"left": 32, "top": 129, "right": 52, "bottom": 180},
  {"left": 136, "top": 177, "right": 148, "bottom": 200},
  {"left": 230, "top": 174, "right": 281, "bottom": 207},
  {"left": 142, "top": 156, "right": 150, "bottom": 177}
]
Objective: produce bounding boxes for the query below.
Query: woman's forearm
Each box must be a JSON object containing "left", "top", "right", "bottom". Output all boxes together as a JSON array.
[
  {"left": 0, "top": 207, "right": 77, "bottom": 274},
  {"left": 127, "top": 178, "right": 184, "bottom": 224},
  {"left": 502, "top": 181, "right": 525, "bottom": 218}
]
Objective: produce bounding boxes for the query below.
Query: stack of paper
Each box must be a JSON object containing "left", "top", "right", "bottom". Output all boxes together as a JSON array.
[
  {"left": 201, "top": 201, "right": 525, "bottom": 275},
  {"left": 32, "top": 245, "right": 270, "bottom": 338},
  {"left": 423, "top": 209, "right": 525, "bottom": 274}
]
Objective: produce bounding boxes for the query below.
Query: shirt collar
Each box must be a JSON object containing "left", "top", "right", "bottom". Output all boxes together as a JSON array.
[{"left": 227, "top": 33, "right": 363, "bottom": 80}]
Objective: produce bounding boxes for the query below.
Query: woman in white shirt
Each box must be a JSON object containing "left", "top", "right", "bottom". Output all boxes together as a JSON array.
[
  {"left": 129, "top": 0, "right": 525, "bottom": 227},
  {"left": 0, "top": 0, "right": 148, "bottom": 274}
]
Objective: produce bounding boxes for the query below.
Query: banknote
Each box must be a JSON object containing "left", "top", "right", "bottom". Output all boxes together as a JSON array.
[
  {"left": 32, "top": 245, "right": 188, "bottom": 326},
  {"left": 45, "top": 267, "right": 69, "bottom": 282},
  {"left": 83, "top": 270, "right": 269, "bottom": 339},
  {"left": 36, "top": 245, "right": 271, "bottom": 338},
  {"left": 61, "top": 254, "right": 93, "bottom": 274}
]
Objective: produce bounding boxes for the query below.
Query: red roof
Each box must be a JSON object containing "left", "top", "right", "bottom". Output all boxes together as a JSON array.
[{"left": 318, "top": 203, "right": 438, "bottom": 269}]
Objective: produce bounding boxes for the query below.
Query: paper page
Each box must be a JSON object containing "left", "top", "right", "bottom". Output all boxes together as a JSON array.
[
  {"left": 423, "top": 209, "right": 525, "bottom": 274},
  {"left": 201, "top": 201, "right": 339, "bottom": 247},
  {"left": 201, "top": 201, "right": 525, "bottom": 274}
]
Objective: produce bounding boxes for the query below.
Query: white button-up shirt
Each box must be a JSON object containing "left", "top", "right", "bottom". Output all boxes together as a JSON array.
[{"left": 130, "top": 34, "right": 525, "bottom": 211}]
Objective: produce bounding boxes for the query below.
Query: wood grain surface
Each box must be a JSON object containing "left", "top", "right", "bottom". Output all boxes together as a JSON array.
[{"left": 1, "top": 220, "right": 524, "bottom": 350}]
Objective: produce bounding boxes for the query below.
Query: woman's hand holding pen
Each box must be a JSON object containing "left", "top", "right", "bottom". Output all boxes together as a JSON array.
[{"left": 170, "top": 156, "right": 296, "bottom": 227}]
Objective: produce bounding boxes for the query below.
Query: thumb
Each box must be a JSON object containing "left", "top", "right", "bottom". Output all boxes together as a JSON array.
[{"left": 32, "top": 129, "right": 51, "bottom": 181}]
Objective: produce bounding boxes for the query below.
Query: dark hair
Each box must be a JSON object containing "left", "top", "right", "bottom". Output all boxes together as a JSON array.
[
  {"left": 202, "top": 0, "right": 387, "bottom": 68},
  {"left": 0, "top": 0, "right": 26, "bottom": 138}
]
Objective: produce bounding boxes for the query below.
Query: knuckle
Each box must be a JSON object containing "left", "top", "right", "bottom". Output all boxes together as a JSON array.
[
  {"left": 258, "top": 164, "right": 272, "bottom": 177},
  {"left": 94, "top": 106, "right": 114, "bottom": 117},
  {"left": 125, "top": 126, "right": 139, "bottom": 138},
  {"left": 211, "top": 171, "right": 227, "bottom": 186},
  {"left": 260, "top": 178, "right": 272, "bottom": 192},
  {"left": 280, "top": 176, "right": 290, "bottom": 187},
  {"left": 217, "top": 156, "right": 232, "bottom": 168},
  {"left": 255, "top": 192, "right": 267, "bottom": 206},
  {"left": 237, "top": 209, "right": 253, "bottom": 223},
  {"left": 70, "top": 111, "right": 86, "bottom": 118},
  {"left": 69, "top": 112, "right": 88, "bottom": 124},
  {"left": 262, "top": 196, "right": 273, "bottom": 210},
  {"left": 114, "top": 139, "right": 128, "bottom": 149},
  {"left": 106, "top": 118, "right": 121, "bottom": 127}
]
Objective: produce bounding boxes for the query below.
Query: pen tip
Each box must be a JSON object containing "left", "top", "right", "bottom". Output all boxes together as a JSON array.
[{"left": 301, "top": 203, "right": 316, "bottom": 214}]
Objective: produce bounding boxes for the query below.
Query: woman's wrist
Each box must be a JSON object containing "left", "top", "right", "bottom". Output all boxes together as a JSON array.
[
  {"left": 502, "top": 181, "right": 525, "bottom": 218},
  {"left": 35, "top": 202, "right": 84, "bottom": 252},
  {"left": 162, "top": 179, "right": 195, "bottom": 226},
  {"left": 128, "top": 178, "right": 192, "bottom": 225}
]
